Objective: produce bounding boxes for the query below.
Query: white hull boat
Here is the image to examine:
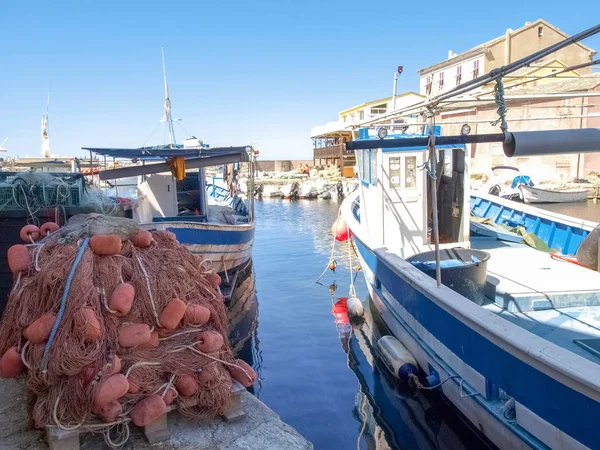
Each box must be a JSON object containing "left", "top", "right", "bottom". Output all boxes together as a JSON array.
[
  {"left": 521, "top": 185, "right": 588, "bottom": 203},
  {"left": 341, "top": 126, "right": 600, "bottom": 450}
]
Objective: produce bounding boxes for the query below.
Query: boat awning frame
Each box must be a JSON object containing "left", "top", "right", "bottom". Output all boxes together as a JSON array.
[{"left": 81, "top": 145, "right": 251, "bottom": 160}]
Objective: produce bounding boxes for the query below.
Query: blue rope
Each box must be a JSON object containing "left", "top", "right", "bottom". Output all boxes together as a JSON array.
[{"left": 40, "top": 237, "right": 90, "bottom": 371}]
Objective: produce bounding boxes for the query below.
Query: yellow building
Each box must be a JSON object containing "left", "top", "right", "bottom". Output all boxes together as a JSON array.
[{"left": 311, "top": 92, "right": 424, "bottom": 177}]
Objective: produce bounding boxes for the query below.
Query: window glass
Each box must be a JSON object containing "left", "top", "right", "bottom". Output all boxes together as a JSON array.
[
  {"left": 370, "top": 150, "right": 377, "bottom": 184},
  {"left": 405, "top": 156, "right": 417, "bottom": 188}
]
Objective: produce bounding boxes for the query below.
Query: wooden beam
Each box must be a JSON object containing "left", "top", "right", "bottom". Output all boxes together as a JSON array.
[{"left": 99, "top": 153, "right": 247, "bottom": 180}]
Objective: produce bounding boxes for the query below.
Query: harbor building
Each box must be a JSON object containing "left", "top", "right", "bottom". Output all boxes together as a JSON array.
[{"left": 311, "top": 92, "right": 424, "bottom": 177}]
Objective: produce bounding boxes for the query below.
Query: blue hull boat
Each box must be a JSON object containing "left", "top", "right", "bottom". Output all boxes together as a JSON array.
[{"left": 341, "top": 128, "right": 600, "bottom": 450}]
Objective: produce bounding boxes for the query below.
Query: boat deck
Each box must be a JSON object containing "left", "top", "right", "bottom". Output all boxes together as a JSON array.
[{"left": 471, "top": 237, "right": 600, "bottom": 365}]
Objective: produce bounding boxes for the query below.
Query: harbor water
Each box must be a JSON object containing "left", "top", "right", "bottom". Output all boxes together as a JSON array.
[{"left": 244, "top": 199, "right": 495, "bottom": 450}]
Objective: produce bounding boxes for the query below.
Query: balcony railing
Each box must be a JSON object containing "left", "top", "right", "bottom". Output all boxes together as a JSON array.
[{"left": 313, "top": 143, "right": 349, "bottom": 159}]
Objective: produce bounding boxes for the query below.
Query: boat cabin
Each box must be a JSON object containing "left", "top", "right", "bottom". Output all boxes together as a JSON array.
[
  {"left": 354, "top": 127, "right": 469, "bottom": 258},
  {"left": 83, "top": 145, "right": 254, "bottom": 226}
]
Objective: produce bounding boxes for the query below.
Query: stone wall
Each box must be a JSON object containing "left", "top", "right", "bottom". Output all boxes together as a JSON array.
[{"left": 240, "top": 160, "right": 313, "bottom": 173}]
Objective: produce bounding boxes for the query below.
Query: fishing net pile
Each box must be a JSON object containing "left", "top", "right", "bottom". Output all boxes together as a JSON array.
[{"left": 0, "top": 214, "right": 256, "bottom": 447}]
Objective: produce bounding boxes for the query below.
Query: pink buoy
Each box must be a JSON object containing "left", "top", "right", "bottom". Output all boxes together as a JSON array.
[{"left": 20, "top": 225, "right": 40, "bottom": 243}]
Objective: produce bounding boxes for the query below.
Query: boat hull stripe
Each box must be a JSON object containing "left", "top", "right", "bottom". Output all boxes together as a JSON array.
[
  {"left": 168, "top": 227, "right": 254, "bottom": 245},
  {"left": 353, "top": 235, "right": 597, "bottom": 449}
]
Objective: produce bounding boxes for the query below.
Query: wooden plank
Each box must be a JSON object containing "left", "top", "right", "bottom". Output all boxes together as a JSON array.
[
  {"left": 143, "top": 413, "right": 171, "bottom": 444},
  {"left": 46, "top": 428, "right": 80, "bottom": 450},
  {"left": 223, "top": 381, "right": 246, "bottom": 423}
]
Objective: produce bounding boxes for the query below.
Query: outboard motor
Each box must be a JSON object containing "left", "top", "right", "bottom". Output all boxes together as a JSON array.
[
  {"left": 290, "top": 182, "right": 300, "bottom": 200},
  {"left": 336, "top": 181, "right": 344, "bottom": 200},
  {"left": 488, "top": 184, "right": 501, "bottom": 197}
]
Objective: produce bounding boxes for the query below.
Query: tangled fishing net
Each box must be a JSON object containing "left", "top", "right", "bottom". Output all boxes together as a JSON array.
[{"left": 0, "top": 214, "right": 256, "bottom": 447}]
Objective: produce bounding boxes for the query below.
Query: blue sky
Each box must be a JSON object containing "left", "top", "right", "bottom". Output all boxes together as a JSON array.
[{"left": 1, "top": 1, "right": 598, "bottom": 160}]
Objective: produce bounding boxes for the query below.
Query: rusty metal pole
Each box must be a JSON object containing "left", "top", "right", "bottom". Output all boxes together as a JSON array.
[{"left": 427, "top": 113, "right": 442, "bottom": 287}]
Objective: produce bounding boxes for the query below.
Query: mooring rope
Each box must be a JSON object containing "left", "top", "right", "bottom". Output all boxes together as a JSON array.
[
  {"left": 313, "top": 232, "right": 337, "bottom": 285},
  {"left": 348, "top": 240, "right": 357, "bottom": 298}
]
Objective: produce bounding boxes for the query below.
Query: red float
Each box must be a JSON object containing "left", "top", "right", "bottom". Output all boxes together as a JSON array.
[
  {"left": 331, "top": 217, "right": 351, "bottom": 242},
  {"left": 331, "top": 297, "right": 349, "bottom": 325}
]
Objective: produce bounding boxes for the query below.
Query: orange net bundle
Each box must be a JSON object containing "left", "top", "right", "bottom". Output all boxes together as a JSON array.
[{"left": 0, "top": 214, "right": 256, "bottom": 447}]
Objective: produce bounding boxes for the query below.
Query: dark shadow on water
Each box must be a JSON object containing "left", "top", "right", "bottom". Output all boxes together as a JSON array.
[{"left": 340, "top": 296, "right": 497, "bottom": 450}]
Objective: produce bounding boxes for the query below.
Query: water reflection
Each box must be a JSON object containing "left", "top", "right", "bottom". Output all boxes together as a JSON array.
[
  {"left": 336, "top": 297, "right": 494, "bottom": 450},
  {"left": 536, "top": 200, "right": 600, "bottom": 223},
  {"left": 227, "top": 266, "right": 261, "bottom": 396}
]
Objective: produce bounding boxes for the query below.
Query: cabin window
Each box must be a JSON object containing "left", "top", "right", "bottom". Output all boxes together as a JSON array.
[
  {"left": 388, "top": 156, "right": 401, "bottom": 188},
  {"left": 405, "top": 156, "right": 417, "bottom": 188},
  {"left": 361, "top": 150, "right": 369, "bottom": 184},
  {"left": 370, "top": 150, "right": 377, "bottom": 184}
]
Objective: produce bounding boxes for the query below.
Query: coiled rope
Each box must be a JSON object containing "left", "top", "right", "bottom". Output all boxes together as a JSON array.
[{"left": 491, "top": 78, "right": 508, "bottom": 132}]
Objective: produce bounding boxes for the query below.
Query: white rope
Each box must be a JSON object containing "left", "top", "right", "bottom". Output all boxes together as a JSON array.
[
  {"left": 125, "top": 361, "right": 161, "bottom": 378},
  {"left": 170, "top": 344, "right": 254, "bottom": 382},
  {"left": 99, "top": 287, "right": 118, "bottom": 314},
  {"left": 348, "top": 241, "right": 357, "bottom": 298},
  {"left": 20, "top": 340, "right": 32, "bottom": 370},
  {"left": 135, "top": 254, "right": 161, "bottom": 327},
  {"left": 33, "top": 242, "right": 45, "bottom": 272},
  {"left": 103, "top": 422, "right": 130, "bottom": 449},
  {"left": 312, "top": 232, "right": 337, "bottom": 285},
  {"left": 52, "top": 396, "right": 87, "bottom": 431},
  {"left": 158, "top": 327, "right": 204, "bottom": 341}
]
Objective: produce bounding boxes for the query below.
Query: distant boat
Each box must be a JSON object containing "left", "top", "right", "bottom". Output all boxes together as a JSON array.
[{"left": 520, "top": 184, "right": 588, "bottom": 203}]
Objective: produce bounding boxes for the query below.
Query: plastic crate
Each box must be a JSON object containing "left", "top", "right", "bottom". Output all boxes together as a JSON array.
[
  {"left": 0, "top": 172, "right": 83, "bottom": 189},
  {"left": 0, "top": 185, "right": 81, "bottom": 210}
]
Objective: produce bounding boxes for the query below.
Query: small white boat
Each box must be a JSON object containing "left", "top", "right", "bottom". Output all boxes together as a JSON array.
[
  {"left": 298, "top": 182, "right": 319, "bottom": 199},
  {"left": 520, "top": 184, "right": 588, "bottom": 203}
]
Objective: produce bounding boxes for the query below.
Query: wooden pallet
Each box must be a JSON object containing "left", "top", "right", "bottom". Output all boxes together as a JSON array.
[{"left": 46, "top": 381, "right": 247, "bottom": 449}]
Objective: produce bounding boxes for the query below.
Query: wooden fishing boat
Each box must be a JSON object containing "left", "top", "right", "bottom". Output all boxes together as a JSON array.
[
  {"left": 83, "top": 49, "right": 255, "bottom": 299},
  {"left": 520, "top": 184, "right": 588, "bottom": 203},
  {"left": 341, "top": 123, "right": 600, "bottom": 450}
]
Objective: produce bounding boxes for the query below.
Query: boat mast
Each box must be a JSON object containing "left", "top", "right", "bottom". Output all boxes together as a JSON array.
[
  {"left": 161, "top": 48, "right": 176, "bottom": 148},
  {"left": 41, "top": 82, "right": 51, "bottom": 158}
]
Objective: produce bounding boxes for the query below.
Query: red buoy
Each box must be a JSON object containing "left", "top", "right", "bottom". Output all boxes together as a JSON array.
[
  {"left": 331, "top": 217, "right": 351, "bottom": 242},
  {"left": 331, "top": 297, "right": 349, "bottom": 325}
]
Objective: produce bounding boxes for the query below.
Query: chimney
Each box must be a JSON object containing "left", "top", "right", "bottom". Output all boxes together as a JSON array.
[
  {"left": 504, "top": 29, "right": 512, "bottom": 64},
  {"left": 448, "top": 50, "right": 453, "bottom": 60}
]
